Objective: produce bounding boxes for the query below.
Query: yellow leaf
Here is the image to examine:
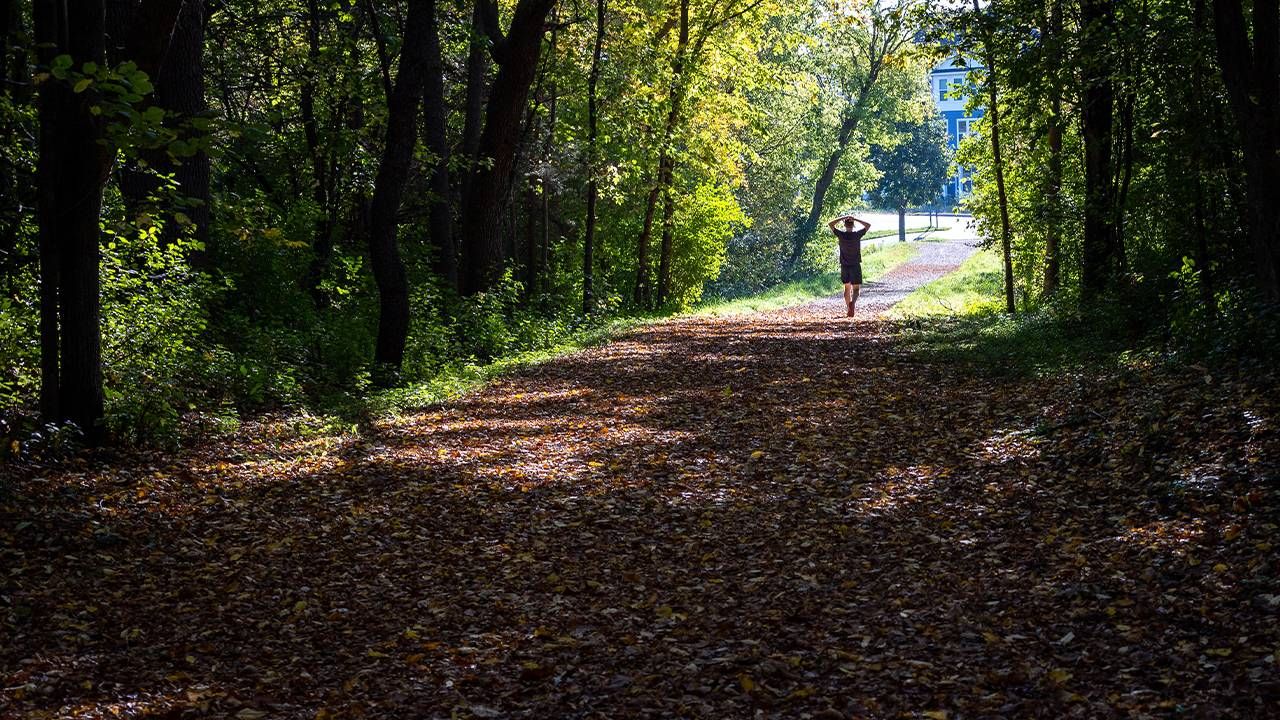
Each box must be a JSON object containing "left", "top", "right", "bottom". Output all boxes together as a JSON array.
[
  {"left": 366, "top": 650, "right": 389, "bottom": 658},
  {"left": 1206, "top": 647, "right": 1232, "bottom": 657},
  {"left": 1048, "top": 668, "right": 1073, "bottom": 684},
  {"left": 1213, "top": 563, "right": 1229, "bottom": 573},
  {"left": 924, "top": 711, "right": 949, "bottom": 720},
  {"left": 750, "top": 450, "right": 765, "bottom": 460},
  {"left": 738, "top": 673, "right": 757, "bottom": 692}
]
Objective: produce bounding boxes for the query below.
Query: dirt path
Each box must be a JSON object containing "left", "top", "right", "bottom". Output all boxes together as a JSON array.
[
  {"left": 795, "top": 239, "right": 977, "bottom": 319},
  {"left": 4, "top": 247, "right": 1277, "bottom": 719}
]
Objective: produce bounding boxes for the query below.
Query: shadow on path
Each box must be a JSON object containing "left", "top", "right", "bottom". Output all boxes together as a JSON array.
[{"left": 3, "top": 244, "right": 1276, "bottom": 718}]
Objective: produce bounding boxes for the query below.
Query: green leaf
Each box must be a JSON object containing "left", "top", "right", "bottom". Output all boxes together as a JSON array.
[{"left": 73, "top": 78, "right": 92, "bottom": 93}]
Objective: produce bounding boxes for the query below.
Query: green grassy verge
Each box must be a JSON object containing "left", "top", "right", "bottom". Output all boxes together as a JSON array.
[
  {"left": 888, "top": 248, "right": 1005, "bottom": 318},
  {"left": 887, "top": 248, "right": 1138, "bottom": 377},
  {"left": 697, "top": 241, "right": 921, "bottom": 316}
]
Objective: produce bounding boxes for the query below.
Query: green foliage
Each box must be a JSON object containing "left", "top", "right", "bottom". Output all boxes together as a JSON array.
[
  {"left": 99, "top": 219, "right": 219, "bottom": 444},
  {"left": 868, "top": 116, "right": 952, "bottom": 210}
]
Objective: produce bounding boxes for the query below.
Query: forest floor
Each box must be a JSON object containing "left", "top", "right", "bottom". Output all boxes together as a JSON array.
[{"left": 4, "top": 241, "right": 1280, "bottom": 719}]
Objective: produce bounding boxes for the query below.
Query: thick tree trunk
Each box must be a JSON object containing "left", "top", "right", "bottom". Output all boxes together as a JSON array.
[
  {"left": 117, "top": 0, "right": 211, "bottom": 262},
  {"left": 459, "top": 0, "right": 557, "bottom": 295},
  {"left": 459, "top": 0, "right": 490, "bottom": 166},
  {"left": 1213, "top": 0, "right": 1280, "bottom": 302},
  {"left": 582, "top": 0, "right": 603, "bottom": 314},
  {"left": 1043, "top": 114, "right": 1063, "bottom": 295},
  {"left": 1080, "top": 0, "right": 1119, "bottom": 298},
  {"left": 35, "top": 0, "right": 111, "bottom": 439},
  {"left": 367, "top": 0, "right": 435, "bottom": 373}
]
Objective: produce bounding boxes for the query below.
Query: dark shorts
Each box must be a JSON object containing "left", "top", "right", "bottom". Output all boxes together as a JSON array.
[{"left": 841, "top": 263, "right": 862, "bottom": 285}]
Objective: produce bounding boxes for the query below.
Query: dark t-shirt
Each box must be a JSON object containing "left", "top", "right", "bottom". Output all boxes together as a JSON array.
[{"left": 834, "top": 227, "right": 868, "bottom": 265}]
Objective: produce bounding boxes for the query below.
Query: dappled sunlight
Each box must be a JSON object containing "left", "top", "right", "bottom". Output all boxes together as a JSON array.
[
  {"left": 973, "top": 427, "right": 1044, "bottom": 463},
  {"left": 7, "top": 275, "right": 1278, "bottom": 718}
]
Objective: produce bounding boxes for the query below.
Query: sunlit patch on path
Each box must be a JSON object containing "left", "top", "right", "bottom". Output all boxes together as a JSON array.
[{"left": 4, "top": 240, "right": 1277, "bottom": 719}]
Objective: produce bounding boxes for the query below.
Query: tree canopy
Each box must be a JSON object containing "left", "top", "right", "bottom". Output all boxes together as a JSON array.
[{"left": 0, "top": 0, "right": 1274, "bottom": 444}]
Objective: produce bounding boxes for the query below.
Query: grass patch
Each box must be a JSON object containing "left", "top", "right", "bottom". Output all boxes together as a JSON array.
[
  {"left": 888, "top": 248, "right": 1141, "bottom": 376},
  {"left": 888, "top": 248, "right": 1005, "bottom": 318},
  {"left": 698, "top": 241, "right": 921, "bottom": 316}
]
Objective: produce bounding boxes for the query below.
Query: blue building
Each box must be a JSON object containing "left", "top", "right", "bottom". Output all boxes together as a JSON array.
[{"left": 930, "top": 53, "right": 984, "bottom": 202}]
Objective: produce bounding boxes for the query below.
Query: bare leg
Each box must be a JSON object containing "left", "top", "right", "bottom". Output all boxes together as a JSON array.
[{"left": 849, "top": 284, "right": 861, "bottom": 318}]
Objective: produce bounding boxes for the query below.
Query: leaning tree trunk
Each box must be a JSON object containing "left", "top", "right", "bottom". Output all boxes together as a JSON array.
[
  {"left": 787, "top": 102, "right": 865, "bottom": 272},
  {"left": 367, "top": 0, "right": 435, "bottom": 374},
  {"left": 459, "top": 0, "right": 557, "bottom": 296}
]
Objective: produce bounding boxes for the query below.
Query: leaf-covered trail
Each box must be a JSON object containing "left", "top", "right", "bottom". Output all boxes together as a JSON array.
[{"left": 4, "top": 245, "right": 1279, "bottom": 718}]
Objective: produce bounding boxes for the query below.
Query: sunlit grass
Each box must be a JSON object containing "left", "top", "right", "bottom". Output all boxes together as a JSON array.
[
  {"left": 887, "top": 249, "right": 1141, "bottom": 376},
  {"left": 888, "top": 248, "right": 1004, "bottom": 318}
]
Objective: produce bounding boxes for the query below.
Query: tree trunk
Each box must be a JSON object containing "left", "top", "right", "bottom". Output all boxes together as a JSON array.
[
  {"left": 1080, "top": 0, "right": 1119, "bottom": 298},
  {"left": 898, "top": 206, "right": 906, "bottom": 243},
  {"left": 459, "top": 0, "right": 557, "bottom": 295},
  {"left": 459, "top": 0, "right": 490, "bottom": 165},
  {"left": 117, "top": 0, "right": 211, "bottom": 263},
  {"left": 35, "top": 0, "right": 111, "bottom": 440},
  {"left": 367, "top": 0, "right": 435, "bottom": 373},
  {"left": 1190, "top": 0, "right": 1215, "bottom": 317},
  {"left": 645, "top": 0, "right": 688, "bottom": 308},
  {"left": 582, "top": 0, "right": 604, "bottom": 314},
  {"left": 787, "top": 107, "right": 863, "bottom": 271},
  {"left": 1042, "top": 0, "right": 1063, "bottom": 296},
  {"left": 422, "top": 0, "right": 456, "bottom": 288},
  {"left": 300, "top": 0, "right": 334, "bottom": 306},
  {"left": 634, "top": 184, "right": 658, "bottom": 306},
  {"left": 1212, "top": 0, "right": 1280, "bottom": 302},
  {"left": 656, "top": 161, "right": 678, "bottom": 306},
  {"left": 525, "top": 185, "right": 540, "bottom": 292},
  {"left": 976, "top": 0, "right": 1016, "bottom": 314}
]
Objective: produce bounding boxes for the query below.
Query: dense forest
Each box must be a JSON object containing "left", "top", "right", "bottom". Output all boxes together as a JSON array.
[{"left": 0, "top": 0, "right": 1276, "bottom": 447}]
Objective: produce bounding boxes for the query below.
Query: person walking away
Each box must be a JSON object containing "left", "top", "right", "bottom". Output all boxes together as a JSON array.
[{"left": 829, "top": 214, "right": 870, "bottom": 318}]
